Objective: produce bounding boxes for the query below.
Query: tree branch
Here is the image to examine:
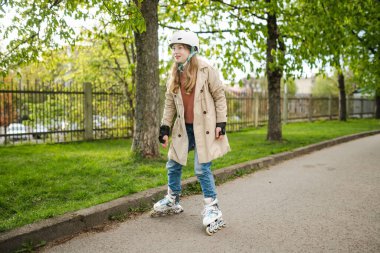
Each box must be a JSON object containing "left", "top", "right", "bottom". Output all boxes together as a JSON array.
[
  {"left": 159, "top": 1, "right": 194, "bottom": 8},
  {"left": 123, "top": 40, "right": 132, "bottom": 65},
  {"left": 210, "top": 0, "right": 265, "bottom": 20},
  {"left": 350, "top": 30, "right": 377, "bottom": 55},
  {"left": 49, "top": 0, "right": 64, "bottom": 9},
  {"left": 321, "top": 2, "right": 375, "bottom": 55},
  {"left": 211, "top": 0, "right": 253, "bottom": 10},
  {"left": 3, "top": 0, "right": 65, "bottom": 60},
  {"left": 106, "top": 38, "right": 128, "bottom": 86},
  {"left": 159, "top": 23, "right": 246, "bottom": 34}
]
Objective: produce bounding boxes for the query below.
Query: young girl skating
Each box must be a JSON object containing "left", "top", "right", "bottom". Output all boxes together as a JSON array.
[{"left": 151, "top": 30, "right": 230, "bottom": 235}]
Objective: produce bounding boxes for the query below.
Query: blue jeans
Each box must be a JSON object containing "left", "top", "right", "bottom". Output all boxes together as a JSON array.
[{"left": 167, "top": 124, "right": 217, "bottom": 199}]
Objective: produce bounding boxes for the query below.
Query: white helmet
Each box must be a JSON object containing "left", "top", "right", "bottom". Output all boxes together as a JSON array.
[{"left": 169, "top": 30, "right": 200, "bottom": 52}]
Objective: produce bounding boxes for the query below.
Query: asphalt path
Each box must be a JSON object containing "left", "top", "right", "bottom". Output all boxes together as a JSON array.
[{"left": 42, "top": 134, "right": 380, "bottom": 253}]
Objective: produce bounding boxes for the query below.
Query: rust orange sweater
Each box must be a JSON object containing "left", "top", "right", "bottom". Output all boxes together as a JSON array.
[{"left": 179, "top": 72, "right": 195, "bottom": 124}]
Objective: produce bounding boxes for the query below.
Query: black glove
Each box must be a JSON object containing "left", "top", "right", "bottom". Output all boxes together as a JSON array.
[
  {"left": 159, "top": 125, "right": 170, "bottom": 144},
  {"left": 216, "top": 122, "right": 226, "bottom": 135}
]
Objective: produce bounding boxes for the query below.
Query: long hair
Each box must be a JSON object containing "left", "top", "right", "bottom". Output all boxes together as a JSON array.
[{"left": 168, "top": 55, "right": 199, "bottom": 94}]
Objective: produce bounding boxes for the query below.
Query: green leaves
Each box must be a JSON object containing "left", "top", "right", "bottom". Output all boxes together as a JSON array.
[
  {"left": 1, "top": 0, "right": 377, "bottom": 91},
  {"left": 293, "top": 0, "right": 380, "bottom": 92},
  {"left": 0, "top": 0, "right": 145, "bottom": 76}
]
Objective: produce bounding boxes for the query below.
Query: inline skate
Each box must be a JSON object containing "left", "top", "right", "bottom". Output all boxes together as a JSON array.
[
  {"left": 202, "top": 198, "right": 226, "bottom": 235},
  {"left": 150, "top": 189, "right": 183, "bottom": 217}
]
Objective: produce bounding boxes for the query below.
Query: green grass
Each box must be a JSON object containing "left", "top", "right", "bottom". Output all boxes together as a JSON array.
[{"left": 0, "top": 119, "right": 379, "bottom": 232}]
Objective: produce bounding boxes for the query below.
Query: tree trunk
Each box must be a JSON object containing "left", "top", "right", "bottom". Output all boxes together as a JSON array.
[
  {"left": 375, "top": 88, "right": 380, "bottom": 119},
  {"left": 338, "top": 72, "right": 347, "bottom": 121},
  {"left": 266, "top": 0, "right": 283, "bottom": 141},
  {"left": 132, "top": 0, "right": 160, "bottom": 157}
]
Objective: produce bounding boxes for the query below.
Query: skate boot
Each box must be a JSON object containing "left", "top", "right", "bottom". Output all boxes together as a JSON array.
[
  {"left": 150, "top": 189, "right": 183, "bottom": 217},
  {"left": 202, "top": 198, "right": 226, "bottom": 235}
]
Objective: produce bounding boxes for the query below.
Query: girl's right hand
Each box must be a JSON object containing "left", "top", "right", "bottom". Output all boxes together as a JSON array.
[{"left": 162, "top": 135, "right": 169, "bottom": 148}]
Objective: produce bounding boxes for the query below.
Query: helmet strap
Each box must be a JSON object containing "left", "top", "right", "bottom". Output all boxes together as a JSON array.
[{"left": 178, "top": 46, "right": 197, "bottom": 73}]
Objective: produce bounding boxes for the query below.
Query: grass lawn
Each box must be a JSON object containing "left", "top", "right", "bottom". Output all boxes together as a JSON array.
[{"left": 0, "top": 118, "right": 379, "bottom": 232}]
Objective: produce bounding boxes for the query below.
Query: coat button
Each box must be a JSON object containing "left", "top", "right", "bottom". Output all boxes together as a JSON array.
[
  {"left": 178, "top": 115, "right": 180, "bottom": 118},
  {"left": 206, "top": 131, "right": 209, "bottom": 134},
  {"left": 178, "top": 134, "right": 181, "bottom": 137},
  {"left": 200, "top": 89, "right": 203, "bottom": 93},
  {"left": 203, "top": 111, "right": 207, "bottom": 114}
]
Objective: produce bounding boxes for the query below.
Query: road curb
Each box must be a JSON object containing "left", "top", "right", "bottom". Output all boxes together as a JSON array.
[{"left": 1, "top": 130, "right": 379, "bottom": 252}]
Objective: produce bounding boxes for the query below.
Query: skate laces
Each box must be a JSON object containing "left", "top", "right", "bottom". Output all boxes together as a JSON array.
[
  {"left": 202, "top": 204, "right": 219, "bottom": 217},
  {"left": 159, "top": 194, "right": 176, "bottom": 207}
]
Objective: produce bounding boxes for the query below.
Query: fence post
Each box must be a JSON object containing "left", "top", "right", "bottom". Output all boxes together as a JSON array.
[
  {"left": 254, "top": 92, "right": 259, "bottom": 127},
  {"left": 282, "top": 92, "right": 288, "bottom": 124},
  {"left": 328, "top": 95, "right": 332, "bottom": 120},
  {"left": 360, "top": 98, "right": 364, "bottom": 118},
  {"left": 83, "top": 82, "right": 93, "bottom": 140},
  {"left": 308, "top": 95, "right": 313, "bottom": 121}
]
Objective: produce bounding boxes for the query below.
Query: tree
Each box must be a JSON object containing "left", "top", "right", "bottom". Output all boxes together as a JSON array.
[
  {"left": 351, "top": 59, "right": 380, "bottom": 118},
  {"left": 311, "top": 76, "right": 338, "bottom": 97},
  {"left": 292, "top": 0, "right": 380, "bottom": 120},
  {"left": 265, "top": 0, "right": 284, "bottom": 140},
  {"left": 2, "top": 30, "right": 137, "bottom": 132},
  {"left": 76, "top": 30, "right": 137, "bottom": 121},
  {"left": 281, "top": 77, "right": 297, "bottom": 97},
  {"left": 1, "top": 0, "right": 164, "bottom": 158},
  {"left": 132, "top": 0, "right": 160, "bottom": 157},
  {"left": 346, "top": 0, "right": 380, "bottom": 118}
]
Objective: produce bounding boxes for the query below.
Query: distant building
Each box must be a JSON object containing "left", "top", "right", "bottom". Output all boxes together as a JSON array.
[
  {"left": 294, "top": 76, "right": 315, "bottom": 95},
  {"left": 226, "top": 75, "right": 316, "bottom": 97},
  {"left": 0, "top": 93, "right": 17, "bottom": 126},
  {"left": 225, "top": 75, "right": 264, "bottom": 97}
]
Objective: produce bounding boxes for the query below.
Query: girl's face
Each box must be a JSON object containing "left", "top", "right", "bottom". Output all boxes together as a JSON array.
[{"left": 171, "top": 44, "right": 190, "bottom": 64}]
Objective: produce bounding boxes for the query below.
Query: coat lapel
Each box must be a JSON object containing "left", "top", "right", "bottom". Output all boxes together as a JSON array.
[{"left": 194, "top": 61, "right": 208, "bottom": 100}]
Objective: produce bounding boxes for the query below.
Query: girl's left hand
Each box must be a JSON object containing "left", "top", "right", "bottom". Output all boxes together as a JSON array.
[{"left": 215, "top": 127, "right": 224, "bottom": 140}]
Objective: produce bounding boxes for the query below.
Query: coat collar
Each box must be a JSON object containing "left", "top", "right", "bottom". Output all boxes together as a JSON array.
[{"left": 197, "top": 57, "right": 210, "bottom": 70}]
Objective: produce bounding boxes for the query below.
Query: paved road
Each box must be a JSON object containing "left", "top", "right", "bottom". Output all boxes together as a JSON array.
[{"left": 43, "top": 135, "right": 380, "bottom": 253}]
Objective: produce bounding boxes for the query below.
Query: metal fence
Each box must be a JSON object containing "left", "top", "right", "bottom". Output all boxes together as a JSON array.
[
  {"left": 0, "top": 80, "right": 376, "bottom": 145},
  {"left": 0, "top": 80, "right": 133, "bottom": 145}
]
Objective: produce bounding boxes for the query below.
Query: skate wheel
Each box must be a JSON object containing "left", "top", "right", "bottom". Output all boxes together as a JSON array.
[
  {"left": 206, "top": 227, "right": 214, "bottom": 236},
  {"left": 217, "top": 219, "right": 226, "bottom": 228}
]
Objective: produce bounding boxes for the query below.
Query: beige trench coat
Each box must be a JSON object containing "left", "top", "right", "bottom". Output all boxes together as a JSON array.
[{"left": 161, "top": 59, "right": 231, "bottom": 165}]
